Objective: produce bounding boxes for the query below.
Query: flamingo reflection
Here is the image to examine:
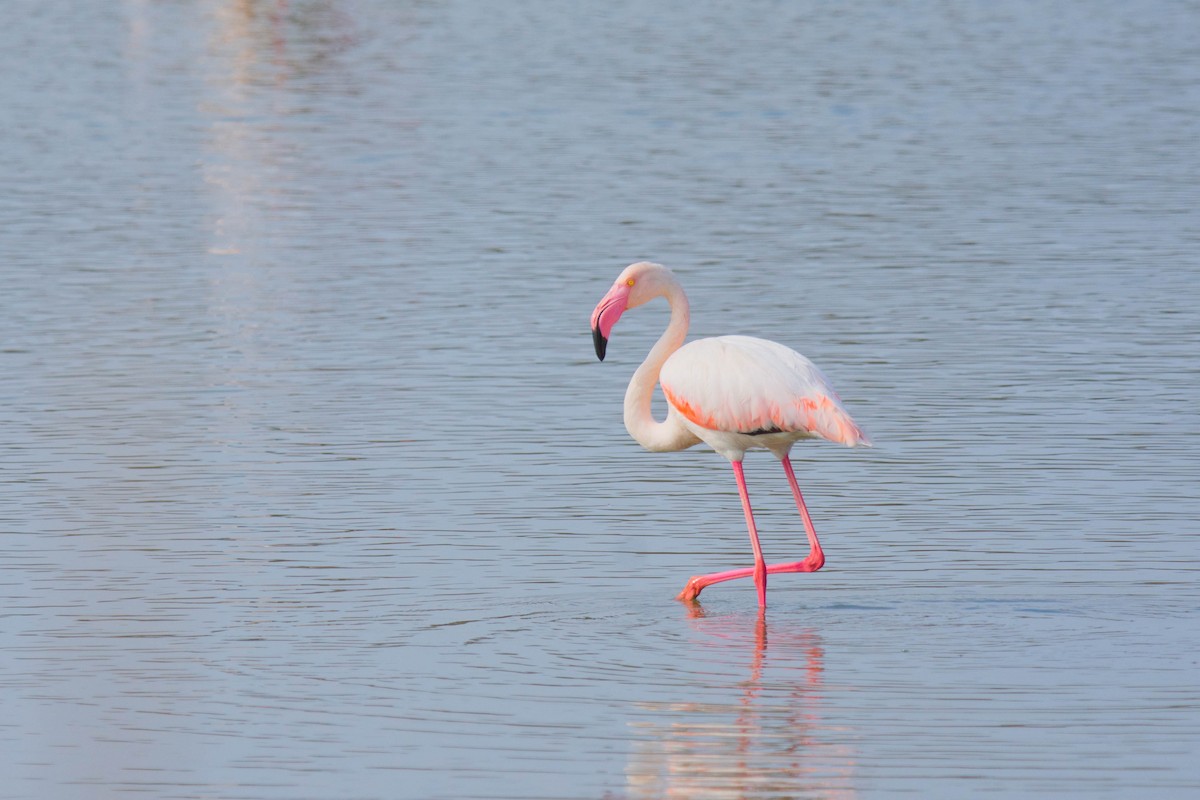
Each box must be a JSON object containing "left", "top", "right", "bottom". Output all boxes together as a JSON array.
[{"left": 623, "top": 607, "right": 857, "bottom": 799}]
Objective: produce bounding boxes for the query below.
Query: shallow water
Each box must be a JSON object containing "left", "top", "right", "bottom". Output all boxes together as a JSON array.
[{"left": 4, "top": 1, "right": 1199, "bottom": 798}]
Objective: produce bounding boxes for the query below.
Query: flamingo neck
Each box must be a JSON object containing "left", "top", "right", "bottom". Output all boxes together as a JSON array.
[{"left": 623, "top": 281, "right": 696, "bottom": 452}]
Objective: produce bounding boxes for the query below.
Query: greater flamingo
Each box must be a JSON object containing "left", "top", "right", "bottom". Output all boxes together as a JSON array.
[{"left": 590, "top": 262, "right": 871, "bottom": 608}]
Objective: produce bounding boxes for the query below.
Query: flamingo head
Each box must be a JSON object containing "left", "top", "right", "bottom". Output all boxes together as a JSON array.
[{"left": 590, "top": 262, "right": 675, "bottom": 361}]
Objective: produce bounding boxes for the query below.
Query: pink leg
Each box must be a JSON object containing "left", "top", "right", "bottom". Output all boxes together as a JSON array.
[
  {"left": 781, "top": 455, "right": 825, "bottom": 573},
  {"left": 677, "top": 455, "right": 824, "bottom": 604},
  {"left": 731, "top": 460, "right": 768, "bottom": 607}
]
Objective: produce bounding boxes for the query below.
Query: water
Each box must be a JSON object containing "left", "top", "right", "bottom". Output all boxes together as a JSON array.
[{"left": 3, "top": 1, "right": 1199, "bottom": 798}]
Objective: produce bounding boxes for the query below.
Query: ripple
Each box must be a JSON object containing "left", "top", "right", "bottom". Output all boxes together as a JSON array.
[{"left": 4, "top": 1, "right": 1200, "bottom": 798}]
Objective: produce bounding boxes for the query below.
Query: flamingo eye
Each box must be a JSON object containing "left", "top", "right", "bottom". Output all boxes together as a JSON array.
[{"left": 626, "top": 278, "right": 635, "bottom": 286}]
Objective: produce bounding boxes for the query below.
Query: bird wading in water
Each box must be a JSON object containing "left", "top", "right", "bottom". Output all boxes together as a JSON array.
[{"left": 590, "top": 262, "right": 871, "bottom": 608}]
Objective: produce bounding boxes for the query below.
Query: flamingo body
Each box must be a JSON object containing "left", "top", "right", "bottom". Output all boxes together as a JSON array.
[
  {"left": 660, "top": 335, "right": 870, "bottom": 461},
  {"left": 590, "top": 262, "right": 870, "bottom": 608}
]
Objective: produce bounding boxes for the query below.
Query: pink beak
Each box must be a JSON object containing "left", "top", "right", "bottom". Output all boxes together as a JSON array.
[{"left": 590, "top": 282, "right": 630, "bottom": 361}]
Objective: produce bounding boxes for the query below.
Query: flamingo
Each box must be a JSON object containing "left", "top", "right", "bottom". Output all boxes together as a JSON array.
[{"left": 590, "top": 262, "right": 871, "bottom": 608}]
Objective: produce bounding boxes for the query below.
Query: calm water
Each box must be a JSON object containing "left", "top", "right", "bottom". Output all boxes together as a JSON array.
[{"left": 4, "top": 1, "right": 1199, "bottom": 798}]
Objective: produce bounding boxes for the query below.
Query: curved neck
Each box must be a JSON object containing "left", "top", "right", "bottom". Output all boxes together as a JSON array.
[{"left": 623, "top": 282, "right": 696, "bottom": 452}]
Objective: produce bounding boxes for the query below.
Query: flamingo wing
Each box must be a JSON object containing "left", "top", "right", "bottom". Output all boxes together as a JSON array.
[{"left": 659, "top": 335, "right": 871, "bottom": 447}]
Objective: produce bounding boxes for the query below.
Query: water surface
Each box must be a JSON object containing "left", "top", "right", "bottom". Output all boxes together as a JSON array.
[{"left": 3, "top": 1, "right": 1199, "bottom": 798}]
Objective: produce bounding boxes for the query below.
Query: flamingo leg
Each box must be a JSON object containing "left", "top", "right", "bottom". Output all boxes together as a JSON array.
[
  {"left": 675, "top": 461, "right": 768, "bottom": 607},
  {"left": 732, "top": 460, "right": 768, "bottom": 608},
  {"left": 781, "top": 455, "right": 825, "bottom": 572},
  {"left": 676, "top": 456, "right": 825, "bottom": 605}
]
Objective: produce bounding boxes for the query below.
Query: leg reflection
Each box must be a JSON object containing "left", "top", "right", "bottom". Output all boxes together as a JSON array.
[{"left": 624, "top": 605, "right": 857, "bottom": 799}]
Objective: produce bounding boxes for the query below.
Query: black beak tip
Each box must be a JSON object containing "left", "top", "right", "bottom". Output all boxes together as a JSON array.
[{"left": 592, "top": 327, "right": 607, "bottom": 361}]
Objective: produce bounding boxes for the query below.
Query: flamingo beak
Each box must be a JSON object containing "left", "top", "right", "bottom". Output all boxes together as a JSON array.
[
  {"left": 592, "top": 326, "right": 608, "bottom": 362},
  {"left": 590, "top": 283, "right": 630, "bottom": 361}
]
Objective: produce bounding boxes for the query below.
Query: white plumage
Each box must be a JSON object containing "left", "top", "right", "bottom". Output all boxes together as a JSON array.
[{"left": 660, "top": 334, "right": 870, "bottom": 461}]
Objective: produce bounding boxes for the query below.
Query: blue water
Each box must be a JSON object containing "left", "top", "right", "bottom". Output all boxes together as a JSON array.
[{"left": 3, "top": 1, "right": 1198, "bottom": 798}]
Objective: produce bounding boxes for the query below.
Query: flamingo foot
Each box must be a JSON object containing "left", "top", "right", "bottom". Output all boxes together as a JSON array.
[
  {"left": 676, "top": 576, "right": 706, "bottom": 602},
  {"left": 675, "top": 554, "right": 826, "bottom": 602},
  {"left": 800, "top": 551, "right": 825, "bottom": 572}
]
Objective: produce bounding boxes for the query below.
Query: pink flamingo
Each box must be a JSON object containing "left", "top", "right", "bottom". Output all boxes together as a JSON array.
[{"left": 590, "top": 262, "right": 871, "bottom": 608}]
